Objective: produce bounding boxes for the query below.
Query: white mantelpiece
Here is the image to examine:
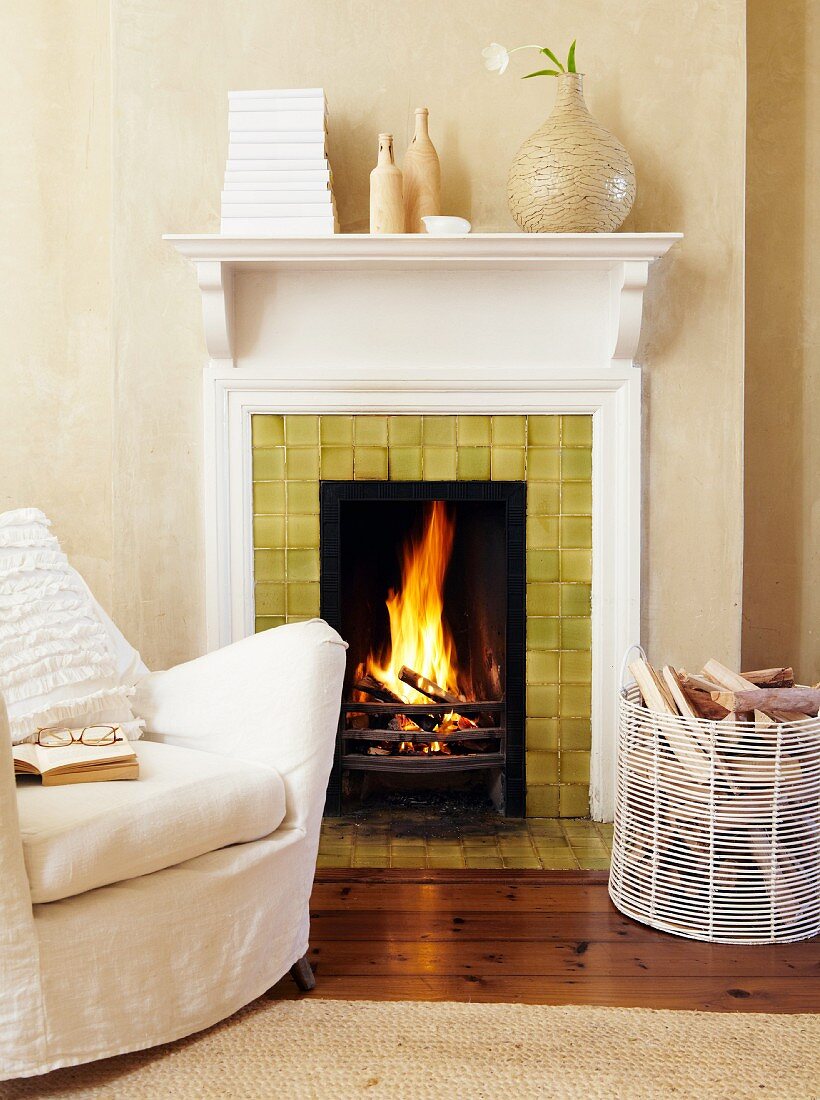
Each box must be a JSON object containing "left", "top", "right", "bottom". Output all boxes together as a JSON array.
[{"left": 167, "top": 231, "right": 681, "bottom": 820}]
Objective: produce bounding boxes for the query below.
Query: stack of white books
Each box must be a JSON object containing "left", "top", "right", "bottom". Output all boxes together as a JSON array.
[{"left": 220, "top": 88, "right": 337, "bottom": 235}]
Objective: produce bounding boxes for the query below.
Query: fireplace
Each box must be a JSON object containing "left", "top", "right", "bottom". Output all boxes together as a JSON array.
[{"left": 320, "top": 481, "right": 526, "bottom": 815}]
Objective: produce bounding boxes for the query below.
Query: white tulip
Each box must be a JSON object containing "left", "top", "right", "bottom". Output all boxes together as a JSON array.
[{"left": 482, "top": 42, "right": 510, "bottom": 75}]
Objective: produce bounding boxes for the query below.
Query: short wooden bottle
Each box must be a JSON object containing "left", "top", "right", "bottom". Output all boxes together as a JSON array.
[
  {"left": 369, "top": 133, "right": 404, "bottom": 234},
  {"left": 402, "top": 107, "right": 441, "bottom": 233}
]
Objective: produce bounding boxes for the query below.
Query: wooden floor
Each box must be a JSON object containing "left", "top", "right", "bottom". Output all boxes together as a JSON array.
[{"left": 270, "top": 870, "right": 820, "bottom": 1013}]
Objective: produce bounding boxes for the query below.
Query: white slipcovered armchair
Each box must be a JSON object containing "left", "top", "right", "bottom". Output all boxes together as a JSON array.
[{"left": 0, "top": 619, "right": 346, "bottom": 1080}]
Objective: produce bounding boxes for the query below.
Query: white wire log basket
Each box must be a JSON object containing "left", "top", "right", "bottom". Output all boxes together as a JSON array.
[{"left": 609, "top": 653, "right": 820, "bottom": 944}]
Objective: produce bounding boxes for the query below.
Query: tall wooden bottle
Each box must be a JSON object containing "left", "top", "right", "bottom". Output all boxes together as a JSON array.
[
  {"left": 402, "top": 107, "right": 441, "bottom": 233},
  {"left": 370, "top": 133, "right": 404, "bottom": 234}
]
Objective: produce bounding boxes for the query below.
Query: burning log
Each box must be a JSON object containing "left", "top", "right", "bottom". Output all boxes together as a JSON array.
[
  {"left": 353, "top": 674, "right": 405, "bottom": 705},
  {"left": 398, "top": 665, "right": 464, "bottom": 706}
]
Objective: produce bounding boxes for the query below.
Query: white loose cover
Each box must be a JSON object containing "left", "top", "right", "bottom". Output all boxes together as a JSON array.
[
  {"left": 16, "top": 740, "right": 287, "bottom": 904},
  {"left": 0, "top": 618, "right": 347, "bottom": 1079}
]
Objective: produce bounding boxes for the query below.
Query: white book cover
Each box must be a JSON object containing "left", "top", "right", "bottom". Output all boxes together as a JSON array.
[
  {"left": 228, "top": 142, "right": 326, "bottom": 160},
  {"left": 229, "top": 111, "right": 326, "bottom": 131},
  {"left": 225, "top": 159, "right": 330, "bottom": 172},
  {"left": 228, "top": 98, "right": 328, "bottom": 114},
  {"left": 222, "top": 202, "right": 335, "bottom": 217},
  {"left": 229, "top": 130, "right": 326, "bottom": 143},
  {"left": 221, "top": 191, "right": 332, "bottom": 204},
  {"left": 220, "top": 216, "right": 336, "bottom": 234},
  {"left": 222, "top": 179, "right": 330, "bottom": 191},
  {"left": 229, "top": 87, "right": 324, "bottom": 100}
]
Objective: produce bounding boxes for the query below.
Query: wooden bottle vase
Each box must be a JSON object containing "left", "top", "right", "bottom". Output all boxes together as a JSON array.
[
  {"left": 402, "top": 107, "right": 441, "bottom": 233},
  {"left": 369, "top": 133, "right": 404, "bottom": 234}
]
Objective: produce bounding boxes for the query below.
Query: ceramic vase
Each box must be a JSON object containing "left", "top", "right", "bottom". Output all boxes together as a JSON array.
[
  {"left": 507, "top": 73, "right": 636, "bottom": 233},
  {"left": 370, "top": 133, "right": 404, "bottom": 234},
  {"left": 402, "top": 107, "right": 441, "bottom": 233}
]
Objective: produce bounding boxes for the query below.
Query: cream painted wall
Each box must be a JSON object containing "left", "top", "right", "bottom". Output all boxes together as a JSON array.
[{"left": 743, "top": 0, "right": 820, "bottom": 681}]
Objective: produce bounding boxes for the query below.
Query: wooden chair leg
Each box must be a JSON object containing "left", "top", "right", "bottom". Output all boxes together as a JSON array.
[{"left": 290, "top": 953, "right": 316, "bottom": 992}]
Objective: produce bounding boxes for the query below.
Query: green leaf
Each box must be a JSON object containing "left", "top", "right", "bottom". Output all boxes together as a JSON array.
[
  {"left": 567, "top": 40, "right": 577, "bottom": 72},
  {"left": 523, "top": 68, "right": 561, "bottom": 78},
  {"left": 540, "top": 46, "right": 565, "bottom": 71}
]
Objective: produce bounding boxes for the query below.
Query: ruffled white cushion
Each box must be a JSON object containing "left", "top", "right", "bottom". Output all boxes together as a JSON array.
[{"left": 0, "top": 509, "right": 147, "bottom": 743}]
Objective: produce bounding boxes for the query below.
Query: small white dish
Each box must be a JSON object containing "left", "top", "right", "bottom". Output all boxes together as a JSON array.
[{"left": 421, "top": 216, "right": 472, "bottom": 236}]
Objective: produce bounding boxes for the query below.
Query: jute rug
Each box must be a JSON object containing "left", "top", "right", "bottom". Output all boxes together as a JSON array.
[{"left": 2, "top": 997, "right": 817, "bottom": 1100}]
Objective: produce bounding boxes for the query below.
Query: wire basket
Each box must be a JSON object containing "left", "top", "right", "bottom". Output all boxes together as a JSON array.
[{"left": 609, "top": 647, "right": 820, "bottom": 943}]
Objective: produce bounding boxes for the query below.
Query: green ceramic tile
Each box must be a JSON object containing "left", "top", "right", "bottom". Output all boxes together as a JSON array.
[
  {"left": 528, "top": 482, "right": 560, "bottom": 515},
  {"left": 561, "top": 549, "right": 592, "bottom": 583},
  {"left": 527, "top": 617, "right": 560, "bottom": 650},
  {"left": 253, "top": 447, "right": 285, "bottom": 480},
  {"left": 560, "top": 516, "right": 592, "bottom": 548},
  {"left": 457, "top": 447, "right": 491, "bottom": 480},
  {"left": 354, "top": 416, "right": 388, "bottom": 446},
  {"left": 355, "top": 448, "right": 388, "bottom": 479},
  {"left": 320, "top": 416, "right": 353, "bottom": 445},
  {"left": 254, "top": 549, "right": 285, "bottom": 582},
  {"left": 526, "top": 515, "right": 559, "bottom": 549},
  {"left": 560, "top": 583, "right": 591, "bottom": 616},
  {"left": 255, "top": 615, "right": 286, "bottom": 633},
  {"left": 527, "top": 416, "right": 560, "bottom": 447},
  {"left": 562, "top": 415, "right": 593, "bottom": 447},
  {"left": 492, "top": 447, "right": 525, "bottom": 480},
  {"left": 527, "top": 684, "right": 559, "bottom": 718},
  {"left": 561, "top": 618, "right": 591, "bottom": 650},
  {"left": 285, "top": 447, "right": 320, "bottom": 480},
  {"left": 255, "top": 583, "right": 285, "bottom": 616},
  {"left": 254, "top": 481, "right": 285, "bottom": 514},
  {"left": 423, "top": 448, "right": 457, "bottom": 479},
  {"left": 526, "top": 718, "right": 559, "bottom": 751},
  {"left": 527, "top": 583, "right": 560, "bottom": 616},
  {"left": 526, "top": 448, "right": 561, "bottom": 481},
  {"left": 253, "top": 515, "right": 285, "bottom": 547},
  {"left": 388, "top": 416, "right": 422, "bottom": 446},
  {"left": 423, "top": 416, "right": 456, "bottom": 446},
  {"left": 458, "top": 416, "right": 492, "bottom": 447},
  {"left": 527, "top": 752, "right": 560, "bottom": 784},
  {"left": 562, "top": 482, "right": 592, "bottom": 514},
  {"left": 562, "top": 649, "right": 592, "bottom": 683},
  {"left": 559, "top": 785, "right": 590, "bottom": 818},
  {"left": 321, "top": 446, "right": 354, "bottom": 479},
  {"left": 285, "top": 416, "right": 319, "bottom": 446},
  {"left": 492, "top": 416, "right": 526, "bottom": 446},
  {"left": 287, "top": 583, "right": 320, "bottom": 617},
  {"left": 561, "top": 448, "right": 592, "bottom": 480},
  {"left": 252, "top": 415, "right": 284, "bottom": 447},
  {"left": 286, "top": 548, "right": 319, "bottom": 582},
  {"left": 561, "top": 751, "right": 591, "bottom": 784},
  {"left": 503, "top": 855, "right": 542, "bottom": 869},
  {"left": 527, "top": 650, "right": 559, "bottom": 684},
  {"left": 527, "top": 786, "right": 560, "bottom": 817},
  {"left": 286, "top": 482, "right": 319, "bottom": 515},
  {"left": 287, "top": 514, "right": 320, "bottom": 548},
  {"left": 559, "top": 719, "right": 592, "bottom": 750},
  {"left": 528, "top": 549, "right": 559, "bottom": 583},
  {"left": 559, "top": 684, "right": 592, "bottom": 718},
  {"left": 389, "top": 447, "right": 423, "bottom": 481}
]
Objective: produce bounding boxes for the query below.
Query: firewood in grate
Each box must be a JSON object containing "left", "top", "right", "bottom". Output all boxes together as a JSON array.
[{"left": 398, "top": 665, "right": 465, "bottom": 706}]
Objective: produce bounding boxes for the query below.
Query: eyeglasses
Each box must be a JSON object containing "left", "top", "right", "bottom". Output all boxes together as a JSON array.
[{"left": 35, "top": 725, "right": 122, "bottom": 748}]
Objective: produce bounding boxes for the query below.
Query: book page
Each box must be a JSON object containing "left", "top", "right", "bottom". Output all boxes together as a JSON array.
[
  {"left": 12, "top": 743, "right": 40, "bottom": 772},
  {"left": 32, "top": 735, "right": 135, "bottom": 776}
]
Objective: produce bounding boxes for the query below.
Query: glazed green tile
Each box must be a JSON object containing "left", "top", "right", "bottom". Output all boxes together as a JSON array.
[
  {"left": 252, "top": 414, "right": 284, "bottom": 447},
  {"left": 492, "top": 416, "right": 526, "bottom": 446},
  {"left": 527, "top": 515, "right": 559, "bottom": 549},
  {"left": 320, "top": 416, "right": 353, "bottom": 445},
  {"left": 389, "top": 447, "right": 423, "bottom": 481},
  {"left": 255, "top": 615, "right": 286, "bottom": 633},
  {"left": 287, "top": 514, "right": 320, "bottom": 548},
  {"left": 255, "top": 583, "right": 285, "bottom": 616},
  {"left": 321, "top": 446, "right": 354, "bottom": 479},
  {"left": 354, "top": 416, "right": 388, "bottom": 446},
  {"left": 526, "top": 448, "right": 561, "bottom": 481},
  {"left": 528, "top": 549, "right": 559, "bottom": 583},
  {"left": 422, "top": 416, "right": 456, "bottom": 446},
  {"left": 559, "top": 785, "right": 590, "bottom": 818},
  {"left": 560, "top": 516, "right": 592, "bottom": 548},
  {"left": 254, "top": 549, "right": 285, "bottom": 582},
  {"left": 527, "top": 617, "right": 560, "bottom": 650},
  {"left": 286, "top": 481, "right": 319, "bottom": 515},
  {"left": 252, "top": 447, "right": 285, "bottom": 480},
  {"left": 503, "top": 855, "right": 542, "bottom": 869},
  {"left": 492, "top": 447, "right": 525, "bottom": 480},
  {"left": 253, "top": 514, "right": 285, "bottom": 547},
  {"left": 458, "top": 416, "right": 492, "bottom": 447},
  {"left": 355, "top": 448, "right": 388, "bottom": 480},
  {"left": 560, "top": 583, "right": 591, "bottom": 616},
  {"left": 527, "top": 786, "right": 560, "bottom": 817},
  {"left": 561, "top": 549, "right": 592, "bottom": 583},
  {"left": 527, "top": 751, "right": 560, "bottom": 784},
  {"left": 561, "top": 448, "right": 592, "bottom": 480},
  {"left": 561, "top": 617, "right": 591, "bottom": 650},
  {"left": 287, "top": 583, "right": 320, "bottom": 617},
  {"left": 423, "top": 447, "right": 457, "bottom": 480},
  {"left": 254, "top": 481, "right": 285, "bottom": 514},
  {"left": 562, "top": 481, "right": 592, "bottom": 515},
  {"left": 527, "top": 650, "right": 559, "bottom": 684},
  {"left": 465, "top": 855, "right": 504, "bottom": 869},
  {"left": 528, "top": 482, "right": 560, "bottom": 515},
  {"left": 286, "top": 548, "right": 319, "bottom": 582},
  {"left": 388, "top": 415, "right": 422, "bottom": 446},
  {"left": 576, "top": 855, "right": 610, "bottom": 870},
  {"left": 527, "top": 416, "right": 560, "bottom": 447},
  {"left": 561, "top": 751, "right": 591, "bottom": 784},
  {"left": 559, "top": 684, "right": 592, "bottom": 717},
  {"left": 562, "top": 649, "right": 592, "bottom": 683},
  {"left": 526, "top": 718, "right": 560, "bottom": 751},
  {"left": 285, "top": 447, "right": 320, "bottom": 480},
  {"left": 457, "top": 447, "right": 491, "bottom": 480},
  {"left": 527, "top": 583, "right": 560, "bottom": 617},
  {"left": 562, "top": 415, "right": 593, "bottom": 447},
  {"left": 527, "top": 684, "right": 559, "bottom": 718},
  {"left": 285, "top": 416, "right": 319, "bottom": 446}
]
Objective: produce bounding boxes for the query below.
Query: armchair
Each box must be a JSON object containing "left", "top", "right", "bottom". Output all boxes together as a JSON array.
[{"left": 0, "top": 618, "right": 346, "bottom": 1080}]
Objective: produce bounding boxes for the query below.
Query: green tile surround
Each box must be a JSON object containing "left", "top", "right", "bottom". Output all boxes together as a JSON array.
[{"left": 252, "top": 414, "right": 593, "bottom": 818}]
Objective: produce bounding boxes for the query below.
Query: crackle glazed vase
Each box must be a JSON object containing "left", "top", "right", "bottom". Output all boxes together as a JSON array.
[{"left": 508, "top": 72, "right": 636, "bottom": 233}]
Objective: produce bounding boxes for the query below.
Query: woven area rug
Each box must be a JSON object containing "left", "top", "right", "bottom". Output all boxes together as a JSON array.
[{"left": 2, "top": 998, "right": 817, "bottom": 1099}]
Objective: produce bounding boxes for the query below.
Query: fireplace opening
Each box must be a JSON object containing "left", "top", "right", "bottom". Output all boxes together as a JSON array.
[{"left": 321, "top": 481, "right": 526, "bottom": 816}]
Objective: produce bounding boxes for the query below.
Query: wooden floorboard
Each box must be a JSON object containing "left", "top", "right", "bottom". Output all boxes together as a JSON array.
[{"left": 270, "top": 869, "right": 820, "bottom": 1013}]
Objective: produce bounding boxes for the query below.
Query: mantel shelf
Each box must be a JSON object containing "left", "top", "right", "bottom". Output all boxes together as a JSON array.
[{"left": 164, "top": 231, "right": 682, "bottom": 364}]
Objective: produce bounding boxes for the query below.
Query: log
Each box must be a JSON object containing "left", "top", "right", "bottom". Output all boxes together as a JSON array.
[
  {"left": 398, "top": 666, "right": 464, "bottom": 706},
  {"left": 629, "top": 659, "right": 715, "bottom": 787},
  {"left": 703, "top": 659, "right": 806, "bottom": 723},
  {"left": 628, "top": 658, "right": 676, "bottom": 715},
  {"left": 662, "top": 667, "right": 738, "bottom": 793},
  {"left": 711, "top": 687, "right": 820, "bottom": 717},
  {"left": 354, "top": 675, "right": 405, "bottom": 705},
  {"left": 677, "top": 673, "right": 731, "bottom": 721},
  {"left": 742, "top": 667, "right": 795, "bottom": 688}
]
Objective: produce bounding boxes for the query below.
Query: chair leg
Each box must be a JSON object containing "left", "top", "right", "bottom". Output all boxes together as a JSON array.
[{"left": 290, "top": 953, "right": 316, "bottom": 992}]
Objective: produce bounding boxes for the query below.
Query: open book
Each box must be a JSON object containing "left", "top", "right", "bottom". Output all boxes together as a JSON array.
[{"left": 13, "top": 731, "right": 139, "bottom": 786}]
